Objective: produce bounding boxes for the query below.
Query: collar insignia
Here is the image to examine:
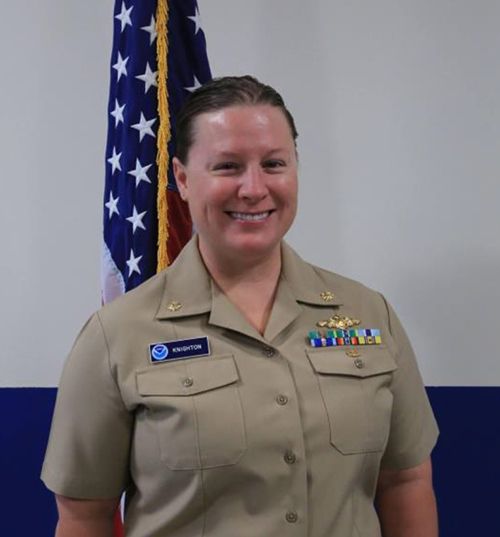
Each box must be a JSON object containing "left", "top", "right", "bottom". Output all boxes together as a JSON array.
[
  {"left": 167, "top": 301, "right": 182, "bottom": 312},
  {"left": 320, "top": 291, "right": 335, "bottom": 302}
]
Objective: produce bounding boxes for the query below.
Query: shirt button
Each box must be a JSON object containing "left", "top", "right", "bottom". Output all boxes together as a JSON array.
[
  {"left": 285, "top": 511, "right": 298, "bottom": 523},
  {"left": 182, "top": 377, "right": 194, "bottom": 387},
  {"left": 262, "top": 346, "right": 276, "bottom": 358},
  {"left": 276, "top": 394, "right": 288, "bottom": 406},
  {"left": 284, "top": 451, "right": 296, "bottom": 464},
  {"left": 354, "top": 358, "right": 364, "bottom": 369}
]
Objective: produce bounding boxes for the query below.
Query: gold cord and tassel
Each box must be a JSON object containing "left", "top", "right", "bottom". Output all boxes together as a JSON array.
[{"left": 156, "top": 0, "right": 171, "bottom": 272}]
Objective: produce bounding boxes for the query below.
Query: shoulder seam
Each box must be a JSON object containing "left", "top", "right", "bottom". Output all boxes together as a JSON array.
[
  {"left": 95, "top": 311, "right": 128, "bottom": 409},
  {"left": 378, "top": 292, "right": 393, "bottom": 336}
]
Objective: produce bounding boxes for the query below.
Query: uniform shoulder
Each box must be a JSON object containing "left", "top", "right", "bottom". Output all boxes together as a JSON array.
[
  {"left": 310, "top": 262, "right": 384, "bottom": 304},
  {"left": 98, "top": 269, "right": 167, "bottom": 326},
  {"left": 282, "top": 242, "right": 386, "bottom": 309}
]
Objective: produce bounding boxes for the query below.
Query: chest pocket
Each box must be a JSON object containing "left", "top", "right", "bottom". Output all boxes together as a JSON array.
[
  {"left": 136, "top": 355, "right": 247, "bottom": 470},
  {"left": 307, "top": 346, "right": 397, "bottom": 454}
]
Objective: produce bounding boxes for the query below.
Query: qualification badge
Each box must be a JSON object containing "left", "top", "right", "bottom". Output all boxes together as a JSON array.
[{"left": 308, "top": 315, "right": 382, "bottom": 348}]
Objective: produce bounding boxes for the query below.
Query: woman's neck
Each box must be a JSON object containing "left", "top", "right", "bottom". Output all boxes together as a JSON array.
[{"left": 199, "top": 241, "right": 282, "bottom": 335}]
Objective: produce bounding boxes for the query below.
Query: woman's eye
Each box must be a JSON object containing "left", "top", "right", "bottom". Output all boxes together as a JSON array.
[
  {"left": 213, "top": 162, "right": 239, "bottom": 171},
  {"left": 263, "top": 159, "right": 285, "bottom": 169}
]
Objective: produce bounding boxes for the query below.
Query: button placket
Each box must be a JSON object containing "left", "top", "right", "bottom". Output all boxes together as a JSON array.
[{"left": 259, "top": 345, "right": 307, "bottom": 531}]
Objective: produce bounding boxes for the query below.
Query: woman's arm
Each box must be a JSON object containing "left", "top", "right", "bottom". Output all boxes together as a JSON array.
[
  {"left": 375, "top": 457, "right": 438, "bottom": 537},
  {"left": 55, "top": 495, "right": 120, "bottom": 537}
]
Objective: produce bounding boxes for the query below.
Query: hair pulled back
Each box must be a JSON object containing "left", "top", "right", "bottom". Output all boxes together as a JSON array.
[{"left": 175, "top": 75, "right": 298, "bottom": 163}]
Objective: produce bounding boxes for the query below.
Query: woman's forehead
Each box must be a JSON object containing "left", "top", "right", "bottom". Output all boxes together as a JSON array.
[{"left": 190, "top": 104, "right": 294, "bottom": 145}]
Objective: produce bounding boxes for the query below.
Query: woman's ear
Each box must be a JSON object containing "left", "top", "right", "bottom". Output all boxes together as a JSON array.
[{"left": 172, "top": 157, "right": 188, "bottom": 201}]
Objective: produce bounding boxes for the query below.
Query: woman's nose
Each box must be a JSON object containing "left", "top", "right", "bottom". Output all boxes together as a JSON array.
[{"left": 238, "top": 166, "right": 268, "bottom": 201}]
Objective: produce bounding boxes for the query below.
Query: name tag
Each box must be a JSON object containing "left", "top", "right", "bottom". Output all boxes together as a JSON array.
[{"left": 149, "top": 336, "right": 211, "bottom": 364}]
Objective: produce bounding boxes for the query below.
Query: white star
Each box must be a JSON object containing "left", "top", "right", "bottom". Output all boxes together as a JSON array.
[
  {"left": 135, "top": 63, "right": 158, "bottom": 94},
  {"left": 128, "top": 158, "right": 152, "bottom": 187},
  {"left": 131, "top": 112, "right": 156, "bottom": 141},
  {"left": 141, "top": 15, "right": 157, "bottom": 45},
  {"left": 185, "top": 75, "right": 202, "bottom": 93},
  {"left": 110, "top": 99, "right": 125, "bottom": 127},
  {"left": 112, "top": 51, "right": 129, "bottom": 81},
  {"left": 126, "top": 206, "right": 147, "bottom": 233},
  {"left": 115, "top": 2, "right": 133, "bottom": 32},
  {"left": 107, "top": 147, "right": 122, "bottom": 174},
  {"left": 126, "top": 249, "right": 142, "bottom": 276},
  {"left": 188, "top": 7, "right": 202, "bottom": 34},
  {"left": 104, "top": 191, "right": 120, "bottom": 219}
]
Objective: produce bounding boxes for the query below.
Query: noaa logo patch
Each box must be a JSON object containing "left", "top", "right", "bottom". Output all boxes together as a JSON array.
[
  {"left": 151, "top": 344, "right": 169, "bottom": 362},
  {"left": 149, "top": 337, "right": 210, "bottom": 364}
]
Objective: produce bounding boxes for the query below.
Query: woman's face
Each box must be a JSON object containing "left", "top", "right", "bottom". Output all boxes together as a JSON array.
[{"left": 173, "top": 104, "right": 298, "bottom": 264}]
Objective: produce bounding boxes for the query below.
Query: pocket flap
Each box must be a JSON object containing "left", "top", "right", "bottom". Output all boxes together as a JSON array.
[
  {"left": 307, "top": 346, "right": 397, "bottom": 378},
  {"left": 136, "top": 355, "right": 239, "bottom": 396}
]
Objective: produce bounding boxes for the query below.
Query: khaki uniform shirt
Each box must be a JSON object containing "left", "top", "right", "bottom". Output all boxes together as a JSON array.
[{"left": 42, "top": 237, "right": 438, "bottom": 537}]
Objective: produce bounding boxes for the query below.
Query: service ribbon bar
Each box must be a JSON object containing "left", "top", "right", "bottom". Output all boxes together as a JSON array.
[{"left": 308, "top": 329, "right": 382, "bottom": 348}]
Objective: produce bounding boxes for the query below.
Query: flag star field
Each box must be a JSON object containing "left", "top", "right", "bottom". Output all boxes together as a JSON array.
[{"left": 102, "top": 0, "right": 211, "bottom": 300}]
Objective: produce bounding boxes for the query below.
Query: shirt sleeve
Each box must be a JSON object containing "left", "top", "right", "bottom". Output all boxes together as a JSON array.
[
  {"left": 380, "top": 295, "right": 439, "bottom": 470},
  {"left": 41, "top": 312, "right": 132, "bottom": 498}
]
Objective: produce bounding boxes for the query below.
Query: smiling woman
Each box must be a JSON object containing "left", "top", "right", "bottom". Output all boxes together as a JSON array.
[
  {"left": 173, "top": 76, "right": 299, "bottom": 276},
  {"left": 42, "top": 76, "right": 438, "bottom": 537},
  {"left": 173, "top": 104, "right": 298, "bottom": 274}
]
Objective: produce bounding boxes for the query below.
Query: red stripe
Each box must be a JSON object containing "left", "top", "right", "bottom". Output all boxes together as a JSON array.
[
  {"left": 166, "top": 189, "right": 193, "bottom": 264},
  {"left": 114, "top": 510, "right": 124, "bottom": 536}
]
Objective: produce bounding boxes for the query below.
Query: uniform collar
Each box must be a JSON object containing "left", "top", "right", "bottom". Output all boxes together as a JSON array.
[
  {"left": 156, "top": 235, "right": 213, "bottom": 319},
  {"left": 280, "top": 241, "right": 343, "bottom": 307},
  {"left": 156, "top": 236, "right": 342, "bottom": 341}
]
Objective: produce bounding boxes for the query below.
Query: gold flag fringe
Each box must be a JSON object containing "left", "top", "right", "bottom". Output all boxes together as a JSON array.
[{"left": 156, "top": 0, "right": 170, "bottom": 271}]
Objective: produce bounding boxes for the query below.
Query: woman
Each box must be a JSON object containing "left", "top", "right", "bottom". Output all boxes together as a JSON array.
[{"left": 42, "top": 76, "right": 439, "bottom": 537}]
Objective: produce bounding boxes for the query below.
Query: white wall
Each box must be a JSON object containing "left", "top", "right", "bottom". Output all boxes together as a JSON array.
[
  {"left": 1, "top": 0, "right": 499, "bottom": 386},
  {"left": 0, "top": 1, "right": 112, "bottom": 386}
]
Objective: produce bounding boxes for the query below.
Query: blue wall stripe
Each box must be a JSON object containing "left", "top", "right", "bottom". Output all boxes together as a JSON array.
[
  {"left": 0, "top": 388, "right": 58, "bottom": 536},
  {"left": 1, "top": 387, "right": 498, "bottom": 536},
  {"left": 427, "top": 387, "right": 500, "bottom": 536}
]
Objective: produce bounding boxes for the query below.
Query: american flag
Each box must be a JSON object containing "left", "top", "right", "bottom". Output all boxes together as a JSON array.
[{"left": 102, "top": 0, "right": 212, "bottom": 303}]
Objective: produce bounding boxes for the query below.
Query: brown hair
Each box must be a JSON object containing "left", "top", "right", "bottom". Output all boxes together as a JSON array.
[{"left": 175, "top": 75, "right": 298, "bottom": 163}]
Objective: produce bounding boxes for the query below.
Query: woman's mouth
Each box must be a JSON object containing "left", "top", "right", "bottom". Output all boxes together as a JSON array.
[{"left": 227, "top": 210, "right": 273, "bottom": 222}]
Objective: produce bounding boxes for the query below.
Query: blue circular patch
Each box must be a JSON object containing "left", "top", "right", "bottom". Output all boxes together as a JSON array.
[{"left": 151, "top": 344, "right": 168, "bottom": 361}]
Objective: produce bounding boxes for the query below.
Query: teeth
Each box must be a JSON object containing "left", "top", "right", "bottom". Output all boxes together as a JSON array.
[{"left": 229, "top": 211, "right": 270, "bottom": 221}]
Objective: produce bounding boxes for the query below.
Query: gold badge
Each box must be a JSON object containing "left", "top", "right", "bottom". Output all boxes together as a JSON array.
[
  {"left": 167, "top": 301, "right": 182, "bottom": 312},
  {"left": 320, "top": 291, "right": 335, "bottom": 302},
  {"left": 345, "top": 349, "right": 361, "bottom": 358},
  {"left": 317, "top": 314, "right": 361, "bottom": 329}
]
